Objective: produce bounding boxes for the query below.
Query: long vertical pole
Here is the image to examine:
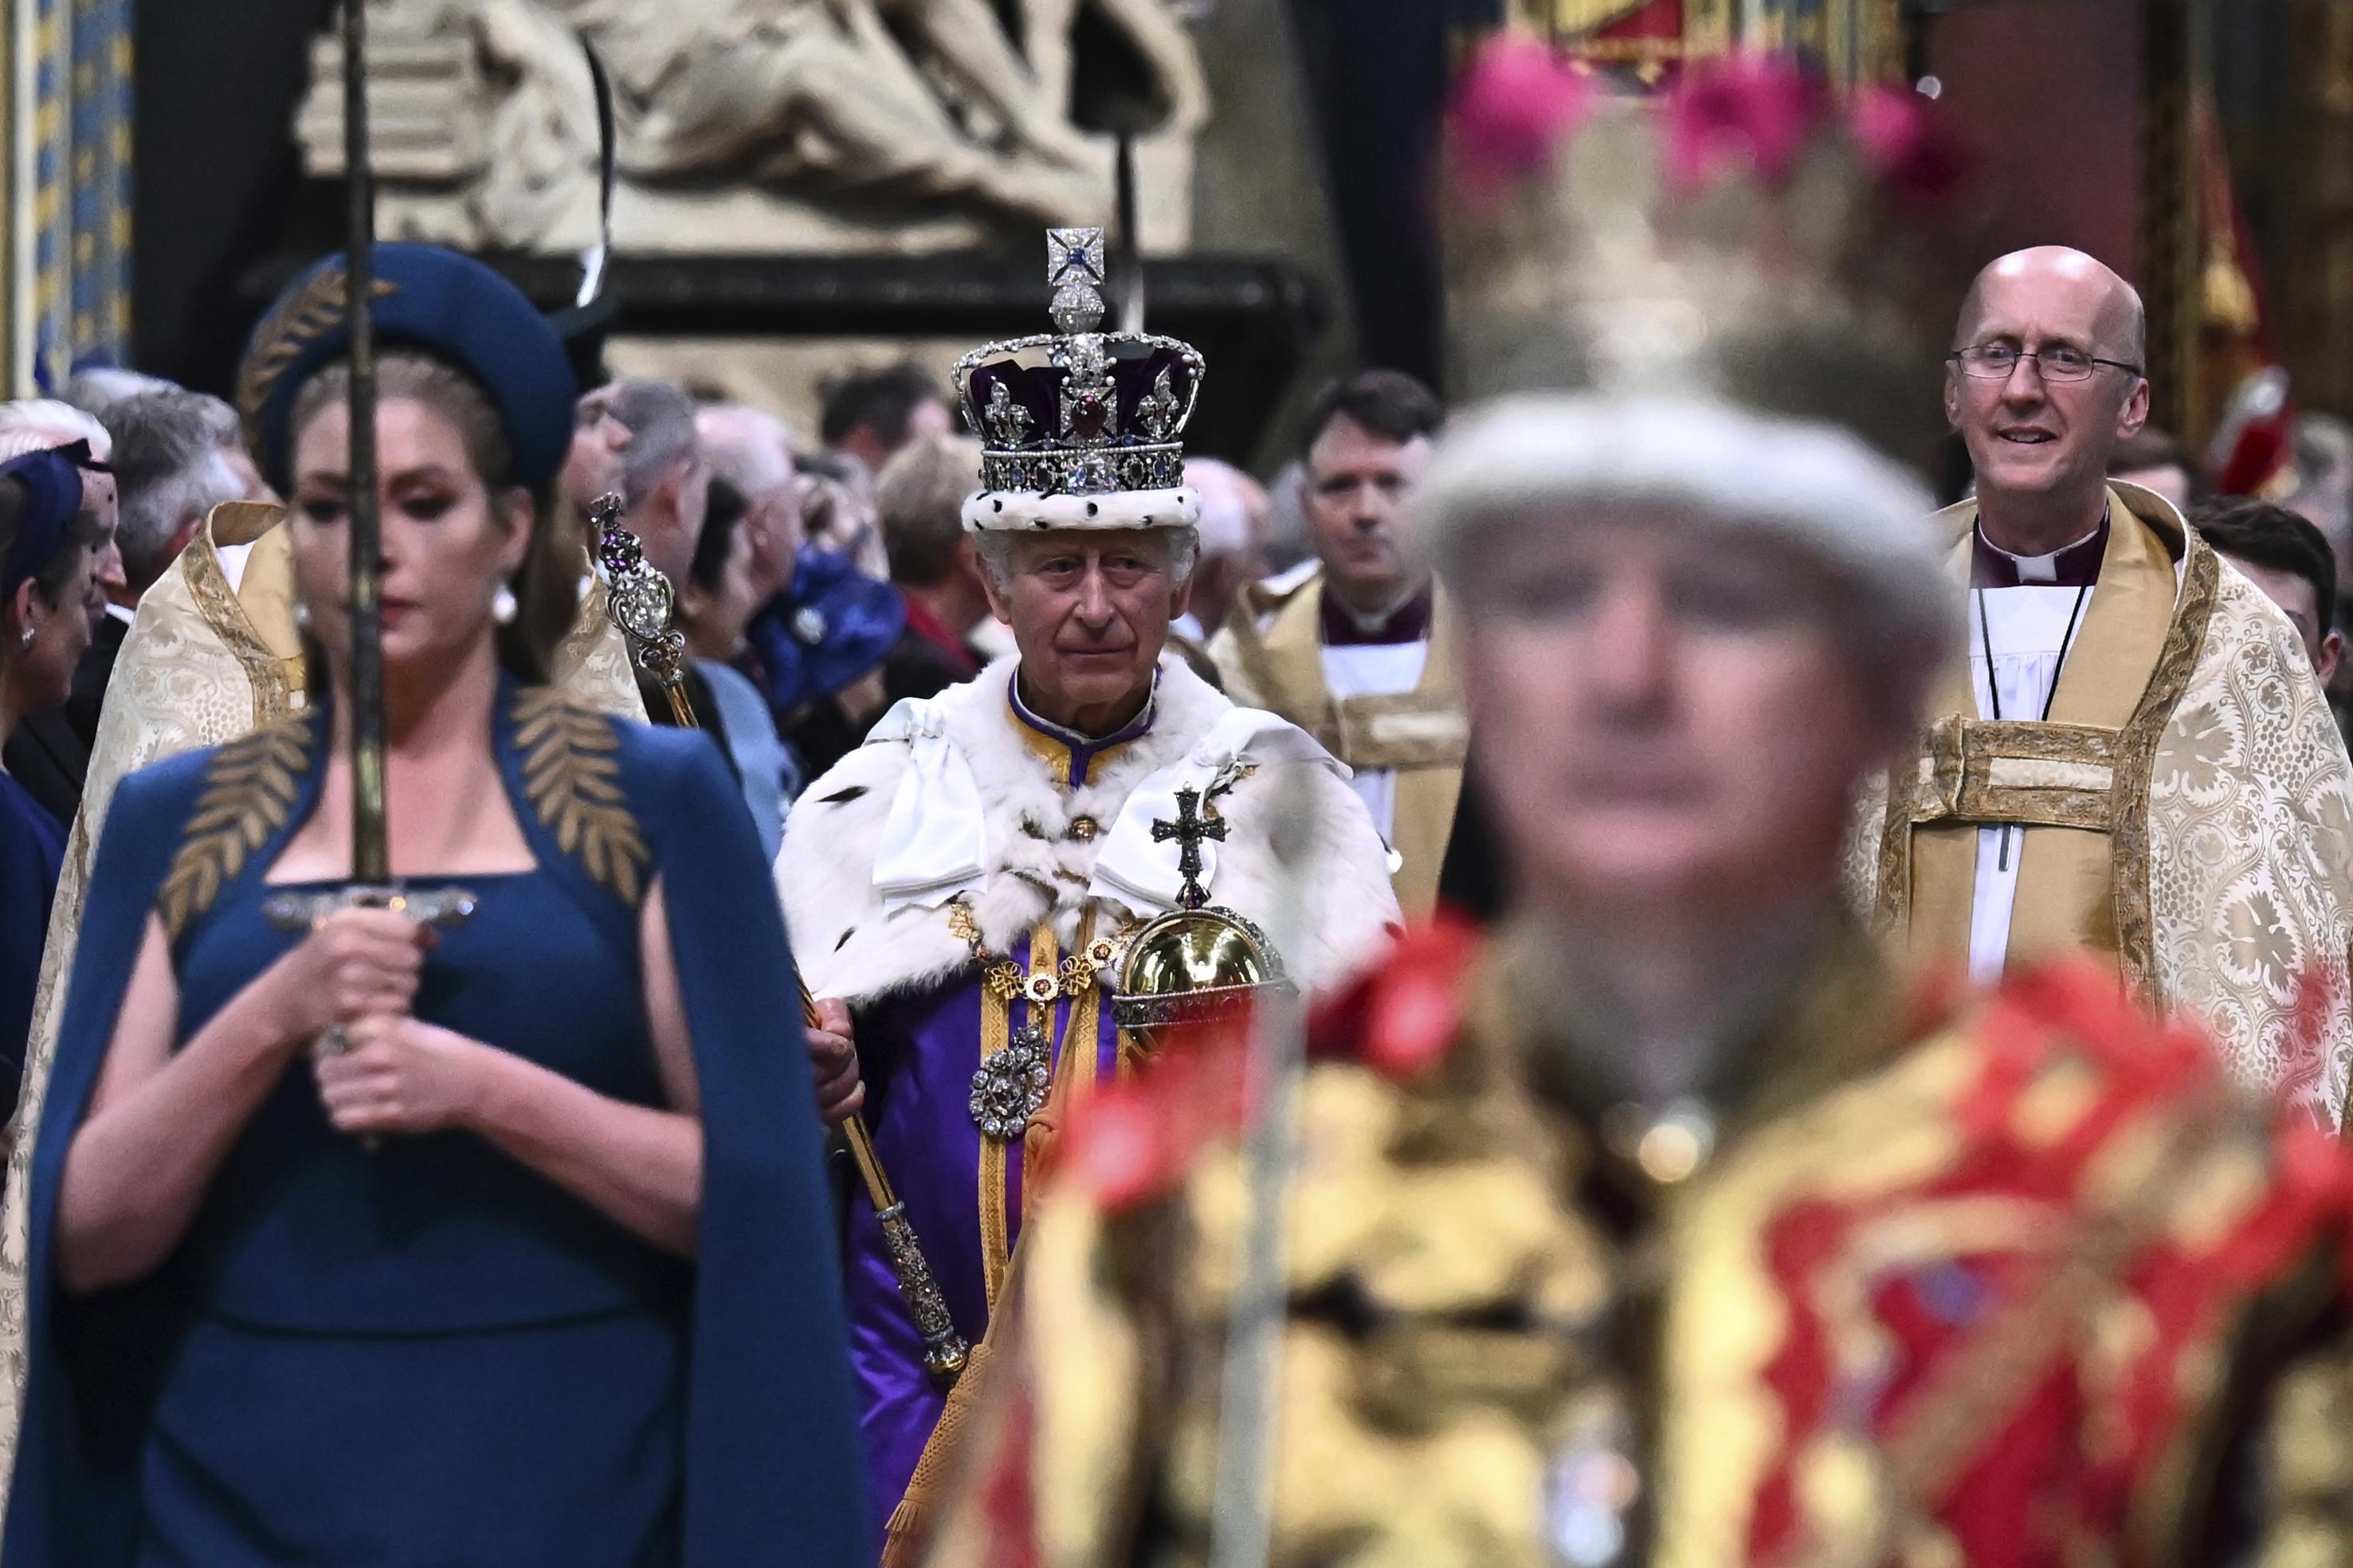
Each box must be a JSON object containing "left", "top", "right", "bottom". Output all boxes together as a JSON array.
[{"left": 343, "top": 0, "right": 388, "bottom": 884}]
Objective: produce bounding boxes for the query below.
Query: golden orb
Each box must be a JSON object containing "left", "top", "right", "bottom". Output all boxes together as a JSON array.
[{"left": 1112, "top": 905, "right": 1288, "bottom": 1039}]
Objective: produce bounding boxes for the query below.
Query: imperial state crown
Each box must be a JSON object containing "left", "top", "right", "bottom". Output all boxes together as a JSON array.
[{"left": 955, "top": 227, "right": 1206, "bottom": 534}]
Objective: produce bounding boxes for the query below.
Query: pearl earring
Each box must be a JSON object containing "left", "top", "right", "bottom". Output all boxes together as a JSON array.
[
  {"left": 492, "top": 583, "right": 518, "bottom": 625},
  {"left": 16, "top": 625, "right": 32, "bottom": 649},
  {"left": 293, "top": 602, "right": 312, "bottom": 631}
]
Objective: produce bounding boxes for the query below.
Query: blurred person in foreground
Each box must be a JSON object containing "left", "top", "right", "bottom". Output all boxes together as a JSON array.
[
  {"left": 2193, "top": 496, "right": 2343, "bottom": 685},
  {"left": 0, "top": 452, "right": 114, "bottom": 1119},
  {"left": 1210, "top": 370, "right": 1464, "bottom": 917},
  {"left": 1853, "top": 243, "right": 2353, "bottom": 1119},
  {"left": 775, "top": 229, "right": 1398, "bottom": 1558},
  {"left": 912, "top": 51, "right": 2353, "bottom": 1568},
  {"left": 0, "top": 245, "right": 647, "bottom": 1504},
  {"left": 820, "top": 361, "right": 952, "bottom": 486},
  {"left": 0, "top": 406, "right": 124, "bottom": 823}
]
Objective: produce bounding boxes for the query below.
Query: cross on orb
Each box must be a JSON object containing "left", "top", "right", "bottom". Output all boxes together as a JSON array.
[{"left": 1151, "top": 786, "right": 1228, "bottom": 911}]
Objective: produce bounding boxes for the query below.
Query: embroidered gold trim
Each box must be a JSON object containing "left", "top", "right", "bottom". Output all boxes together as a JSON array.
[
  {"left": 1653, "top": 1033, "right": 1974, "bottom": 1567},
  {"left": 1025, "top": 914, "right": 1103, "bottom": 1226},
  {"left": 557, "top": 580, "right": 613, "bottom": 679},
  {"left": 512, "top": 688, "right": 649, "bottom": 904},
  {"left": 1904, "top": 717, "right": 2123, "bottom": 833},
  {"left": 980, "top": 928, "right": 1060, "bottom": 1311},
  {"left": 1331, "top": 691, "right": 1470, "bottom": 772},
  {"left": 1223, "top": 586, "right": 1342, "bottom": 753},
  {"left": 1876, "top": 1100, "right": 2238, "bottom": 1519},
  {"left": 179, "top": 527, "right": 296, "bottom": 727},
  {"left": 1873, "top": 711, "right": 1923, "bottom": 935},
  {"left": 157, "top": 718, "right": 312, "bottom": 939},
  {"left": 2108, "top": 541, "right": 2219, "bottom": 1003},
  {"left": 1872, "top": 537, "right": 2222, "bottom": 990},
  {"left": 235, "top": 265, "right": 400, "bottom": 449}
]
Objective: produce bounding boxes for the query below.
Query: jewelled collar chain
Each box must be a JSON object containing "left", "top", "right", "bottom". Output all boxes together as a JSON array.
[{"left": 952, "top": 900, "right": 1124, "bottom": 1143}]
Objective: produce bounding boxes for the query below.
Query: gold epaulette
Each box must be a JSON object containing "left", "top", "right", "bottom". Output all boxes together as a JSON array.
[
  {"left": 157, "top": 715, "right": 316, "bottom": 940},
  {"left": 512, "top": 687, "right": 649, "bottom": 905}
]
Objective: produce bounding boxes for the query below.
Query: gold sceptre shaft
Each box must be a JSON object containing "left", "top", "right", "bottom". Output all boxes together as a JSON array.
[{"left": 591, "top": 493, "right": 971, "bottom": 1388}]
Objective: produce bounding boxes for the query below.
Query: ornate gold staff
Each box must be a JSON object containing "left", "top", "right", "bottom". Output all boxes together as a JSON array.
[{"left": 590, "top": 492, "right": 971, "bottom": 1387}]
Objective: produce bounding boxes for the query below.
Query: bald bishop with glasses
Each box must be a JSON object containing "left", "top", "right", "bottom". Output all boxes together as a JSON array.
[{"left": 1850, "top": 244, "right": 2353, "bottom": 1123}]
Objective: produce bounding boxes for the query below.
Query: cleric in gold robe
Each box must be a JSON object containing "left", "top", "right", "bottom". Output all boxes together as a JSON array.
[
  {"left": 903, "top": 52, "right": 2353, "bottom": 1568},
  {"left": 1209, "top": 372, "right": 1465, "bottom": 919},
  {"left": 0, "top": 339, "right": 641, "bottom": 1500},
  {"left": 1848, "top": 246, "right": 2353, "bottom": 1121}
]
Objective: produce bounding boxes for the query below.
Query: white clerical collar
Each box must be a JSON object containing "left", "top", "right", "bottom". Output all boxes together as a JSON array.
[{"left": 1977, "top": 508, "right": 2108, "bottom": 586}]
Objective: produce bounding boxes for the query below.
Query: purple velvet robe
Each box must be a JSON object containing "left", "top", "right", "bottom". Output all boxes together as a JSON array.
[{"left": 845, "top": 681, "right": 1151, "bottom": 1535}]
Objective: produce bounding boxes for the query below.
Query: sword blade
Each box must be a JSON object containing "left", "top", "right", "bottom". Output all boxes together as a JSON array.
[{"left": 343, "top": 0, "right": 389, "bottom": 884}]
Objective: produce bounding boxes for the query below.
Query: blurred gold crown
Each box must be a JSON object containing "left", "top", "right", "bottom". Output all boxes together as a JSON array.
[{"left": 1444, "top": 39, "right": 1971, "bottom": 469}]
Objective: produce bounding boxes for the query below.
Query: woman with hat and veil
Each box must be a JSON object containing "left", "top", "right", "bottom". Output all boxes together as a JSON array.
[{"left": 2, "top": 245, "right": 867, "bottom": 1567}]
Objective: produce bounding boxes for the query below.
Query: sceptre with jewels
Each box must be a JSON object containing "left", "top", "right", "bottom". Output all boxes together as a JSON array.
[{"left": 590, "top": 492, "right": 971, "bottom": 1388}]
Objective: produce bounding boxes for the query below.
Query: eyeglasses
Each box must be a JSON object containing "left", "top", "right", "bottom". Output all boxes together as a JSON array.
[{"left": 1949, "top": 343, "right": 2143, "bottom": 383}]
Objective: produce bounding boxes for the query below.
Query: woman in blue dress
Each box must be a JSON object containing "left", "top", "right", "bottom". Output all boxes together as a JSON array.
[
  {"left": 4, "top": 245, "right": 868, "bottom": 1567},
  {"left": 0, "top": 446, "right": 110, "bottom": 1120}
]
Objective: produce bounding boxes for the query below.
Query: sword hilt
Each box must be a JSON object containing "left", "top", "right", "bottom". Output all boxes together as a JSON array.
[{"left": 265, "top": 883, "right": 481, "bottom": 1154}]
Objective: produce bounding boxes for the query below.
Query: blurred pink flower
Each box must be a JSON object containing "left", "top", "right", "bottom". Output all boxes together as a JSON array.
[
  {"left": 1448, "top": 33, "right": 1594, "bottom": 201},
  {"left": 1665, "top": 53, "right": 1828, "bottom": 191},
  {"left": 1851, "top": 83, "right": 1968, "bottom": 210}
]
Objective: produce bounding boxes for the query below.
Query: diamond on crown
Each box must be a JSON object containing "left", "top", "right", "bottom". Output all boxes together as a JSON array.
[
  {"left": 1046, "top": 228, "right": 1108, "bottom": 335},
  {"left": 983, "top": 381, "right": 1034, "bottom": 448}
]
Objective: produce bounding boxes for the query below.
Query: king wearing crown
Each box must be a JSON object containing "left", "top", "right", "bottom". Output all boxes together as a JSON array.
[{"left": 771, "top": 228, "right": 1400, "bottom": 1558}]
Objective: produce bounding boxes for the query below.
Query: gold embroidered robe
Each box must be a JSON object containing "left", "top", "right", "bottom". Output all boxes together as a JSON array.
[
  {"left": 908, "top": 924, "right": 2353, "bottom": 1568},
  {"left": 1208, "top": 568, "right": 1466, "bottom": 918},
  {"left": 0, "top": 502, "right": 645, "bottom": 1495},
  {"left": 1845, "top": 482, "right": 2353, "bottom": 1119}
]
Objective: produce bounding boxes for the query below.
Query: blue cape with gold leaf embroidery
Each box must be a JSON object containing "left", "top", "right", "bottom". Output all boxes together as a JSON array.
[{"left": 3, "top": 682, "right": 867, "bottom": 1566}]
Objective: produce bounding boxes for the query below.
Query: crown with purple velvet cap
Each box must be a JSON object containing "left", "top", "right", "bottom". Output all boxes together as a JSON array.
[{"left": 954, "top": 227, "right": 1206, "bottom": 534}]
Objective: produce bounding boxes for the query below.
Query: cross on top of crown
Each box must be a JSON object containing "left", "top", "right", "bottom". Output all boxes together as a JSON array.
[
  {"left": 1151, "top": 785, "right": 1227, "bottom": 911},
  {"left": 1047, "top": 227, "right": 1108, "bottom": 335}
]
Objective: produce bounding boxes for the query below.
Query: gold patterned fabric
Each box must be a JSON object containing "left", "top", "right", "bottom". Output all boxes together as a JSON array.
[
  {"left": 1208, "top": 570, "right": 1467, "bottom": 919},
  {"left": 0, "top": 504, "right": 645, "bottom": 1499},
  {"left": 1847, "top": 484, "right": 2353, "bottom": 1122},
  {"left": 916, "top": 927, "right": 2353, "bottom": 1568}
]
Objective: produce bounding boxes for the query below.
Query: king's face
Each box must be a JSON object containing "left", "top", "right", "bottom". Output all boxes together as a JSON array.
[{"left": 985, "top": 527, "right": 1186, "bottom": 731}]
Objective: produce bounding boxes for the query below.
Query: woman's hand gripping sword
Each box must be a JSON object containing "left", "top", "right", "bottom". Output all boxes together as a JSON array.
[{"left": 590, "top": 492, "right": 971, "bottom": 1388}]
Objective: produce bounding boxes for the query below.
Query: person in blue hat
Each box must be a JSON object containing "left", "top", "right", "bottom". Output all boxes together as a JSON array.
[
  {"left": 2, "top": 243, "right": 868, "bottom": 1568},
  {"left": 0, "top": 447, "right": 112, "bottom": 1122}
]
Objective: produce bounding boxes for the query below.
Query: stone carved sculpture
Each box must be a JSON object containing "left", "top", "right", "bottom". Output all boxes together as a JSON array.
[{"left": 297, "top": 0, "right": 1209, "bottom": 255}]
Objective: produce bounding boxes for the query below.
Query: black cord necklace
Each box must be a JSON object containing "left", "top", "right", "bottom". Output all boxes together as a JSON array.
[{"left": 1976, "top": 577, "right": 2090, "bottom": 871}]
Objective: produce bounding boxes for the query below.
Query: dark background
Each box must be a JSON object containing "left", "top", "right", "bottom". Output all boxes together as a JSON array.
[{"left": 130, "top": 0, "right": 2312, "bottom": 445}]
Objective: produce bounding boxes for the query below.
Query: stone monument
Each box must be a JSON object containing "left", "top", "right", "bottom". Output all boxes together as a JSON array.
[{"left": 296, "top": 0, "right": 1209, "bottom": 256}]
